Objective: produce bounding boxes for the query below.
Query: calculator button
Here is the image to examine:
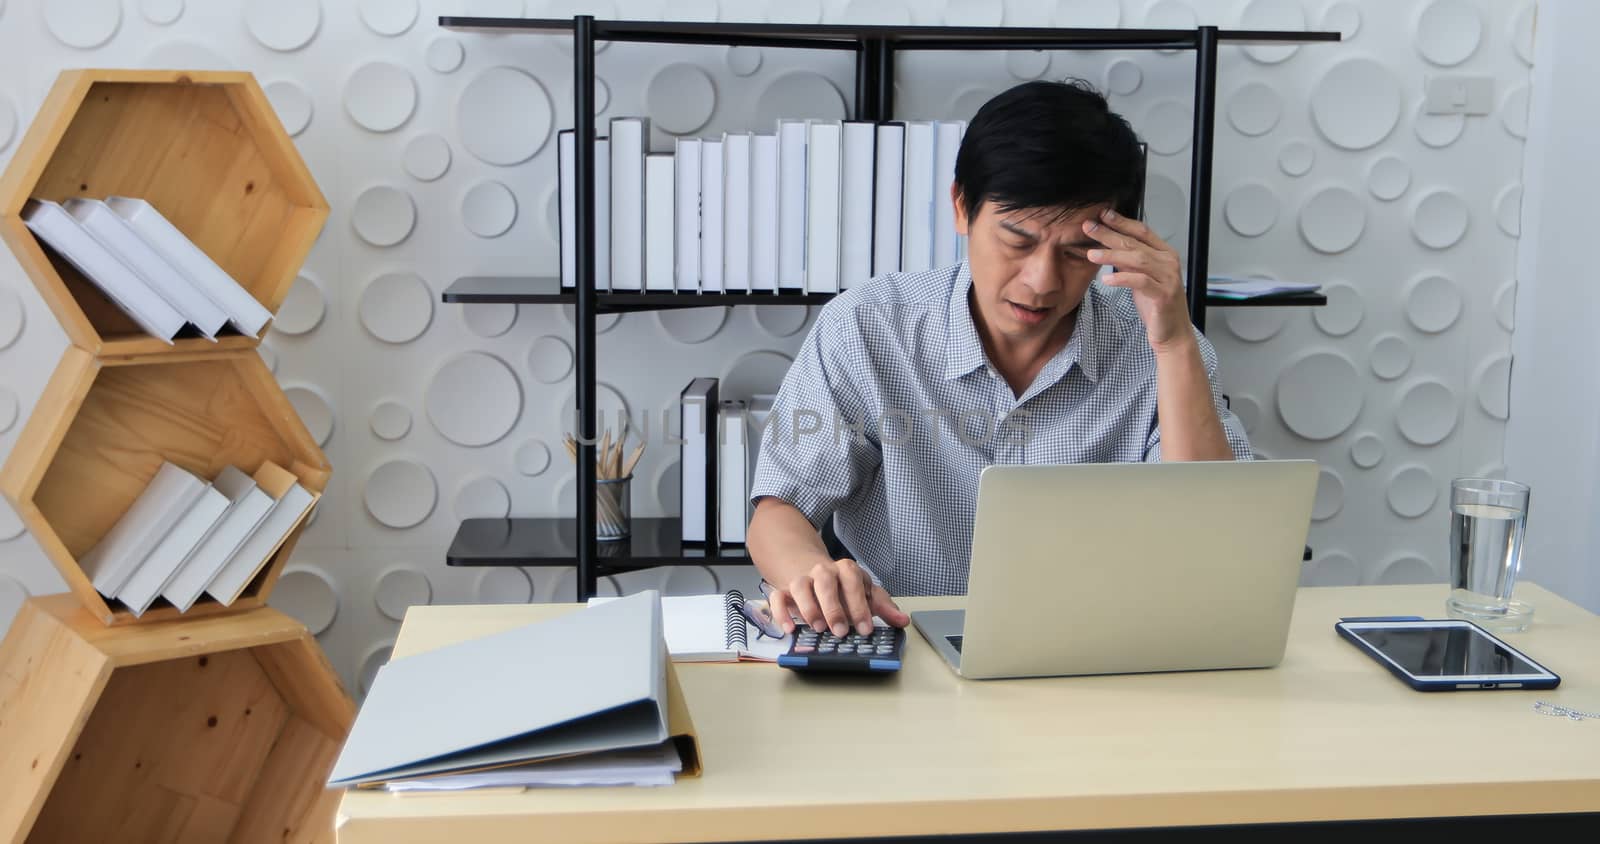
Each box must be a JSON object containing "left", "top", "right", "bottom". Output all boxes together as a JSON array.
[
  {"left": 875, "top": 646, "right": 893, "bottom": 655},
  {"left": 793, "top": 645, "right": 815, "bottom": 654},
  {"left": 817, "top": 645, "right": 835, "bottom": 654},
  {"left": 835, "top": 644, "right": 855, "bottom": 654}
]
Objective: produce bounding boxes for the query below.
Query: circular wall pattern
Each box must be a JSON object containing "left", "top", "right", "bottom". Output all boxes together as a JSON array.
[
  {"left": 1277, "top": 141, "right": 1314, "bottom": 177},
  {"left": 456, "top": 476, "right": 511, "bottom": 519},
  {"left": 1350, "top": 433, "right": 1385, "bottom": 469},
  {"left": 1142, "top": 100, "right": 1192, "bottom": 155},
  {"left": 945, "top": 0, "right": 1002, "bottom": 25},
  {"left": 1313, "top": 468, "right": 1344, "bottom": 521},
  {"left": 1299, "top": 187, "right": 1365, "bottom": 253},
  {"left": 245, "top": 0, "right": 321, "bottom": 51},
  {"left": 1512, "top": 4, "right": 1536, "bottom": 65},
  {"left": 754, "top": 306, "right": 810, "bottom": 338},
  {"left": 427, "top": 37, "right": 465, "bottom": 73},
  {"left": 264, "top": 81, "right": 313, "bottom": 137},
  {"left": 360, "top": 0, "right": 418, "bottom": 36},
  {"left": 463, "top": 181, "right": 518, "bottom": 238},
  {"left": 272, "top": 568, "right": 338, "bottom": 634},
  {"left": 1377, "top": 555, "right": 1438, "bottom": 585},
  {"left": 1370, "top": 334, "right": 1413, "bottom": 381},
  {"left": 365, "top": 459, "right": 437, "bottom": 528},
  {"left": 1414, "top": 105, "right": 1465, "bottom": 148},
  {"left": 721, "top": 350, "right": 794, "bottom": 401},
  {"left": 951, "top": 88, "right": 996, "bottom": 122},
  {"left": 141, "top": 0, "right": 184, "bottom": 25},
  {"left": 516, "top": 440, "right": 551, "bottom": 476},
  {"left": 477, "top": 568, "right": 533, "bottom": 604},
  {"left": 0, "top": 387, "right": 17, "bottom": 435},
  {"left": 45, "top": 0, "right": 121, "bottom": 49},
  {"left": 426, "top": 353, "right": 522, "bottom": 447},
  {"left": 144, "top": 41, "right": 234, "bottom": 69},
  {"left": 1396, "top": 380, "right": 1460, "bottom": 446},
  {"left": 1222, "top": 307, "right": 1285, "bottom": 343},
  {"left": 462, "top": 303, "right": 518, "bottom": 337},
  {"left": 0, "top": 286, "right": 23, "bottom": 349},
  {"left": 841, "top": 0, "right": 911, "bottom": 24},
  {"left": 1495, "top": 184, "right": 1522, "bottom": 236},
  {"left": 1321, "top": 2, "right": 1361, "bottom": 40},
  {"left": 1310, "top": 59, "right": 1401, "bottom": 150},
  {"left": 0, "top": 97, "right": 15, "bottom": 151},
  {"left": 258, "top": 344, "right": 277, "bottom": 373},
  {"left": 647, "top": 64, "right": 718, "bottom": 134},
  {"left": 1142, "top": 174, "right": 1185, "bottom": 242},
  {"left": 460, "top": 67, "right": 554, "bottom": 164},
  {"left": 359, "top": 272, "right": 433, "bottom": 344},
  {"left": 357, "top": 642, "right": 394, "bottom": 696},
  {"left": 1143, "top": 0, "right": 1195, "bottom": 29},
  {"left": 1312, "top": 283, "right": 1363, "bottom": 337},
  {"left": 1229, "top": 395, "right": 1260, "bottom": 434},
  {"left": 352, "top": 186, "right": 417, "bottom": 246},
  {"left": 1416, "top": 0, "right": 1481, "bottom": 66},
  {"left": 1495, "top": 282, "right": 1516, "bottom": 331},
  {"left": 1104, "top": 59, "right": 1141, "bottom": 96},
  {"left": 560, "top": 305, "right": 621, "bottom": 333},
  {"left": 727, "top": 46, "right": 762, "bottom": 76},
  {"left": 375, "top": 568, "right": 431, "bottom": 621},
  {"left": 559, "top": 382, "right": 631, "bottom": 436},
  {"left": 655, "top": 459, "right": 680, "bottom": 515},
  {"left": 541, "top": 187, "right": 561, "bottom": 245},
  {"left": 1476, "top": 356, "right": 1511, "bottom": 420},
  {"left": 1386, "top": 465, "right": 1438, "bottom": 518},
  {"left": 344, "top": 62, "right": 415, "bottom": 132},
  {"left": 273, "top": 275, "right": 325, "bottom": 335},
  {"left": 593, "top": 77, "right": 611, "bottom": 115},
  {"left": 1222, "top": 183, "right": 1278, "bottom": 237},
  {"left": 1239, "top": 1, "right": 1304, "bottom": 64},
  {"left": 1053, "top": 0, "right": 1119, "bottom": 28},
  {"left": 0, "top": 501, "right": 22, "bottom": 541},
  {"left": 1404, "top": 275, "right": 1463, "bottom": 333},
  {"left": 1502, "top": 85, "right": 1529, "bottom": 138},
  {"left": 1305, "top": 552, "right": 1359, "bottom": 587},
  {"left": 285, "top": 386, "right": 334, "bottom": 446},
  {"left": 370, "top": 401, "right": 412, "bottom": 441},
  {"left": 753, "top": 72, "right": 844, "bottom": 126},
  {"left": 766, "top": 0, "right": 822, "bottom": 24},
  {"left": 402, "top": 134, "right": 452, "bottom": 181},
  {"left": 0, "top": 575, "right": 28, "bottom": 627},
  {"left": 657, "top": 308, "right": 728, "bottom": 344},
  {"left": 1366, "top": 156, "right": 1410, "bottom": 201},
  {"left": 1276, "top": 352, "right": 1363, "bottom": 441},
  {"left": 528, "top": 335, "right": 574, "bottom": 384},
  {"left": 1006, "top": 50, "right": 1050, "bottom": 81},
  {"left": 659, "top": 0, "right": 718, "bottom": 21}
]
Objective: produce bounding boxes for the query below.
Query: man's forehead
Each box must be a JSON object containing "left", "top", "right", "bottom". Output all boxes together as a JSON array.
[{"left": 992, "top": 202, "right": 1107, "bottom": 239}]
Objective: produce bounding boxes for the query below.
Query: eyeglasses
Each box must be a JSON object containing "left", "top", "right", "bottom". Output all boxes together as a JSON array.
[{"left": 737, "top": 581, "right": 788, "bottom": 640}]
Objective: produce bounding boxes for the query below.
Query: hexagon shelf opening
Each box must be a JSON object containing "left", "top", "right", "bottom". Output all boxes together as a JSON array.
[{"left": 0, "top": 70, "right": 328, "bottom": 357}]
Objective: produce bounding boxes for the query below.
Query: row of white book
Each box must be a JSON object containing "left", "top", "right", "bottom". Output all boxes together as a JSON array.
[
  {"left": 560, "top": 116, "right": 970, "bottom": 295},
  {"left": 81, "top": 460, "right": 318, "bottom": 616},
  {"left": 677, "top": 376, "right": 771, "bottom": 548},
  {"left": 21, "top": 196, "right": 274, "bottom": 343}
]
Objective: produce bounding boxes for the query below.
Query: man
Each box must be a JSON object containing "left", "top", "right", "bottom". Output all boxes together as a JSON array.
[{"left": 747, "top": 80, "right": 1252, "bottom": 639}]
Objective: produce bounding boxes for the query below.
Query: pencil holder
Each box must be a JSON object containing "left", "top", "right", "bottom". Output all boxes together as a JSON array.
[{"left": 596, "top": 475, "right": 632, "bottom": 541}]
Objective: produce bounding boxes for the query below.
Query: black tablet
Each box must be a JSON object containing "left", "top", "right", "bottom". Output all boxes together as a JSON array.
[{"left": 1335, "top": 619, "right": 1561, "bottom": 691}]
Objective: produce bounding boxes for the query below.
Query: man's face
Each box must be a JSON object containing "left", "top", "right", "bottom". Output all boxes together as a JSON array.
[{"left": 954, "top": 194, "right": 1107, "bottom": 345}]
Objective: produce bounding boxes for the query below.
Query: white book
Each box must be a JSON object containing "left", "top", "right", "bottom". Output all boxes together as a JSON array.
[
  {"left": 118, "top": 482, "right": 230, "bottom": 617},
  {"left": 722, "top": 132, "right": 752, "bottom": 293},
  {"left": 718, "top": 400, "right": 749, "bottom": 546},
  {"left": 65, "top": 198, "right": 229, "bottom": 340},
  {"left": 700, "top": 139, "right": 724, "bottom": 293},
  {"left": 162, "top": 466, "right": 275, "bottom": 612},
  {"left": 103, "top": 196, "right": 273, "bottom": 338},
  {"left": 644, "top": 153, "right": 676, "bottom": 291},
  {"left": 21, "top": 199, "right": 185, "bottom": 343},
  {"left": 932, "top": 120, "right": 966, "bottom": 267},
  {"left": 609, "top": 117, "right": 648, "bottom": 291},
  {"left": 750, "top": 134, "right": 780, "bottom": 293},
  {"left": 840, "top": 121, "right": 876, "bottom": 290},
  {"left": 588, "top": 591, "right": 790, "bottom": 662},
  {"left": 679, "top": 378, "right": 718, "bottom": 544},
  {"left": 558, "top": 129, "right": 576, "bottom": 290},
  {"left": 900, "top": 121, "right": 936, "bottom": 273},
  {"left": 744, "top": 395, "right": 775, "bottom": 530},
  {"left": 673, "top": 137, "right": 702, "bottom": 292},
  {"left": 205, "top": 475, "right": 317, "bottom": 606},
  {"left": 594, "top": 136, "right": 612, "bottom": 292},
  {"left": 777, "top": 119, "right": 808, "bottom": 291},
  {"left": 805, "top": 121, "right": 843, "bottom": 294},
  {"left": 78, "top": 462, "right": 206, "bottom": 597},
  {"left": 873, "top": 122, "right": 906, "bottom": 276}
]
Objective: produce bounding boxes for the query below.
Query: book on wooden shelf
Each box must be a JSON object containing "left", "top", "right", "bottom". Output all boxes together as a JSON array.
[
  {"left": 204, "top": 460, "right": 318, "bottom": 606},
  {"left": 117, "top": 480, "right": 230, "bottom": 617},
  {"left": 839, "top": 121, "right": 876, "bottom": 290},
  {"left": 162, "top": 465, "right": 277, "bottom": 612},
  {"left": 78, "top": 461, "right": 207, "bottom": 597}
]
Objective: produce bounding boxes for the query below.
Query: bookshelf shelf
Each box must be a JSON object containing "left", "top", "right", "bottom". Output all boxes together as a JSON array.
[
  {"left": 0, "top": 593, "right": 353, "bottom": 843},
  {"left": 447, "top": 517, "right": 749, "bottom": 568}
]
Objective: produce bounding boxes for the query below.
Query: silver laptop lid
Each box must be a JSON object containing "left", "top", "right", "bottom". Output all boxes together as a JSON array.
[{"left": 957, "top": 460, "right": 1318, "bottom": 680}]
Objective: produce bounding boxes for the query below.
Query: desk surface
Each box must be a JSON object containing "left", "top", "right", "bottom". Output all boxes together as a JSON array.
[{"left": 334, "top": 584, "right": 1600, "bottom": 843}]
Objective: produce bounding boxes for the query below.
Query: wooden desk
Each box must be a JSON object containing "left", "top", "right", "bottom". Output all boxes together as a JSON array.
[{"left": 334, "top": 584, "right": 1600, "bottom": 842}]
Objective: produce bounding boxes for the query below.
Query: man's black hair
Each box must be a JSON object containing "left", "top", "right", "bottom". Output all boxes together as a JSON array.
[{"left": 953, "top": 79, "right": 1145, "bottom": 225}]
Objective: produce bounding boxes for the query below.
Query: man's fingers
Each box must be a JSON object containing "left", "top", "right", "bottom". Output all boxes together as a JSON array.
[
  {"left": 768, "top": 588, "right": 798, "bottom": 635},
  {"left": 868, "top": 586, "right": 911, "bottom": 628},
  {"left": 836, "top": 560, "right": 874, "bottom": 635},
  {"left": 1101, "top": 271, "right": 1161, "bottom": 294},
  {"left": 811, "top": 569, "right": 850, "bottom": 637},
  {"left": 787, "top": 576, "right": 826, "bottom": 633},
  {"left": 1096, "top": 207, "right": 1172, "bottom": 253},
  {"left": 1086, "top": 247, "right": 1150, "bottom": 271}
]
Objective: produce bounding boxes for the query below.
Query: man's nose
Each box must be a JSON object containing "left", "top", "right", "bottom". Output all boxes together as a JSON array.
[{"left": 1018, "top": 250, "right": 1065, "bottom": 294}]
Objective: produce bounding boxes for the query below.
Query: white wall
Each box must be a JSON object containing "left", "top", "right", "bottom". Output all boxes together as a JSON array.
[
  {"left": 1505, "top": 0, "right": 1599, "bottom": 612},
  {"left": 0, "top": 0, "right": 1536, "bottom": 695}
]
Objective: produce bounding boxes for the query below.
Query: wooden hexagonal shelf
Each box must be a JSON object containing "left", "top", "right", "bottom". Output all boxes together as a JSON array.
[
  {"left": 0, "top": 345, "right": 330, "bottom": 626},
  {"left": 0, "top": 69, "right": 327, "bottom": 357},
  {"left": 0, "top": 593, "right": 353, "bottom": 843}
]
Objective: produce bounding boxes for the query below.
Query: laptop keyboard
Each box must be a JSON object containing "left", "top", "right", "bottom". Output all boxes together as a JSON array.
[{"left": 947, "top": 635, "right": 963, "bottom": 653}]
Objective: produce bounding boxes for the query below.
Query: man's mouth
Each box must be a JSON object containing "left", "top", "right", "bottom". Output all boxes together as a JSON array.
[{"left": 1009, "top": 301, "right": 1050, "bottom": 325}]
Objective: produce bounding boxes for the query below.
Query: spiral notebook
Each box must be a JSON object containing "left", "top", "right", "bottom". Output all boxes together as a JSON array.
[{"left": 589, "top": 591, "right": 792, "bottom": 663}]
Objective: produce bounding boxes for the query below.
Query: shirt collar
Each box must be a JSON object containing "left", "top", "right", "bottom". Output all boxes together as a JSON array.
[{"left": 943, "top": 262, "right": 1102, "bottom": 386}]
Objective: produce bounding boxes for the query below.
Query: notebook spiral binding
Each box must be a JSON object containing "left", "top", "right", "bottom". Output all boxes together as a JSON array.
[{"left": 723, "top": 589, "right": 748, "bottom": 651}]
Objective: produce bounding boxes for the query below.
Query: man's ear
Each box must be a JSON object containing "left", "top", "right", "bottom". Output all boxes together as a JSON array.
[{"left": 952, "top": 184, "right": 970, "bottom": 236}]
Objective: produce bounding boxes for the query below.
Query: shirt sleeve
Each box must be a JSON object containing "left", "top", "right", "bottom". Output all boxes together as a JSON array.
[
  {"left": 1143, "top": 327, "right": 1254, "bottom": 463},
  {"left": 749, "top": 304, "right": 882, "bottom": 531}
]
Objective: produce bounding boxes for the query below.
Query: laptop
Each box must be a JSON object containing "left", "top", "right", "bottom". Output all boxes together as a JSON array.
[{"left": 910, "top": 460, "right": 1318, "bottom": 680}]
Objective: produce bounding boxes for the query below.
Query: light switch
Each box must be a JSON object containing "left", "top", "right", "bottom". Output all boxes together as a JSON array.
[{"left": 1424, "top": 76, "right": 1494, "bottom": 115}]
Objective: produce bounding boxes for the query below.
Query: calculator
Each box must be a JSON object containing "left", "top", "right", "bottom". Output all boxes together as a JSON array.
[{"left": 776, "top": 623, "right": 905, "bottom": 673}]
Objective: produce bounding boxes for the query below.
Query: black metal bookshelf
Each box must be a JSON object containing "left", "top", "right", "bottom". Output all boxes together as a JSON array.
[{"left": 438, "top": 15, "right": 1338, "bottom": 599}]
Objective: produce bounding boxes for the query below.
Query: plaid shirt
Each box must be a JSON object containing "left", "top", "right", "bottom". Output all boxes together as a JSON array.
[{"left": 749, "top": 261, "right": 1253, "bottom": 597}]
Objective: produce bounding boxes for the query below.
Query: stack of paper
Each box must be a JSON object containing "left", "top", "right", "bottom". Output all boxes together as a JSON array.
[{"left": 1207, "top": 275, "right": 1323, "bottom": 299}]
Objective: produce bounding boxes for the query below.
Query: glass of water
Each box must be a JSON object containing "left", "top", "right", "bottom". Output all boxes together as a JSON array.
[{"left": 1447, "top": 477, "right": 1532, "bottom": 631}]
